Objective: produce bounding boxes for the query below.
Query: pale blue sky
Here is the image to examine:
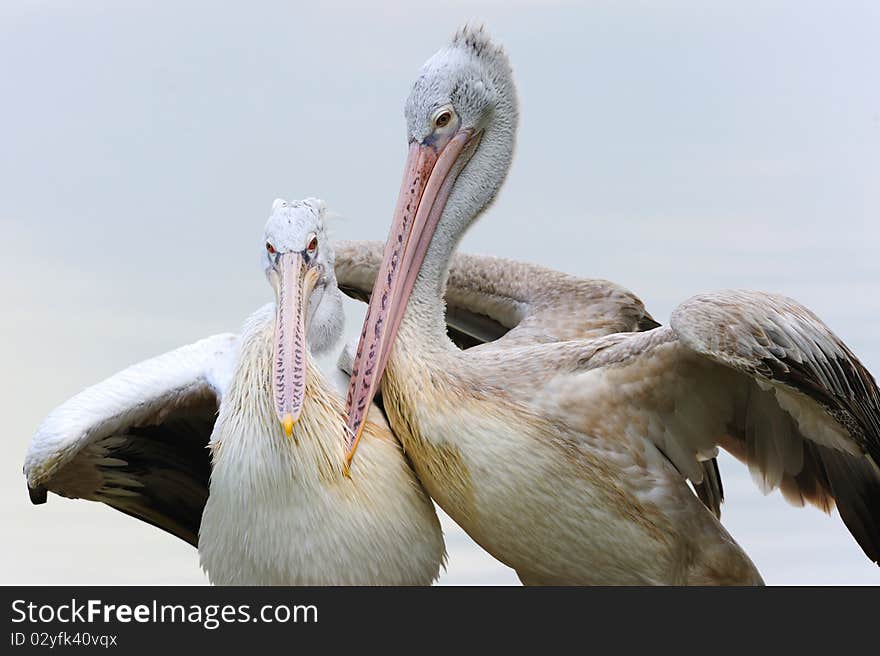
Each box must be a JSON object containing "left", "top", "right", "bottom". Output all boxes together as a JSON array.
[{"left": 2, "top": 1, "right": 879, "bottom": 584}]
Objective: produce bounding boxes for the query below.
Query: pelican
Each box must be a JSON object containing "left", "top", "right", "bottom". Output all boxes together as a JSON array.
[
  {"left": 342, "top": 26, "right": 880, "bottom": 584},
  {"left": 336, "top": 240, "right": 724, "bottom": 517},
  {"left": 24, "top": 198, "right": 445, "bottom": 585}
]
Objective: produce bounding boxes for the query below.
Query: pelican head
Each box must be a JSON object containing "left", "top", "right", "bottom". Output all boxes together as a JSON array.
[
  {"left": 405, "top": 25, "right": 517, "bottom": 147},
  {"left": 264, "top": 197, "right": 343, "bottom": 437},
  {"left": 344, "top": 25, "right": 518, "bottom": 462}
]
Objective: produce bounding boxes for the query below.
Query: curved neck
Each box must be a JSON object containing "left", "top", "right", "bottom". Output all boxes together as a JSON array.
[{"left": 403, "top": 118, "right": 517, "bottom": 346}]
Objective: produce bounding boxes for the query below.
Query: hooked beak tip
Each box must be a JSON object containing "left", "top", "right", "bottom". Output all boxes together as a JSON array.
[
  {"left": 282, "top": 413, "right": 295, "bottom": 438},
  {"left": 342, "top": 422, "right": 366, "bottom": 476}
]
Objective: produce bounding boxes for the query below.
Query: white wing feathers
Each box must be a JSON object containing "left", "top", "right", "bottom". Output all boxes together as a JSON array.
[{"left": 24, "top": 333, "right": 239, "bottom": 546}]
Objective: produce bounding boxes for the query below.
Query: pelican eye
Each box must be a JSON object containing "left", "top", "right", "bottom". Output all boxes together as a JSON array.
[
  {"left": 307, "top": 235, "right": 318, "bottom": 254},
  {"left": 266, "top": 242, "right": 276, "bottom": 255},
  {"left": 434, "top": 110, "right": 453, "bottom": 128}
]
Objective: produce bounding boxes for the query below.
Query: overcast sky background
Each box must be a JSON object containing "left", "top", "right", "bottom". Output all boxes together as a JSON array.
[{"left": 2, "top": 1, "right": 879, "bottom": 584}]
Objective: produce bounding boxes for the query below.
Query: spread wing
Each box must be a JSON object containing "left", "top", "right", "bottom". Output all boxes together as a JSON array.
[
  {"left": 563, "top": 290, "right": 880, "bottom": 563},
  {"left": 334, "top": 240, "right": 658, "bottom": 349},
  {"left": 333, "top": 239, "right": 724, "bottom": 517},
  {"left": 23, "top": 333, "right": 239, "bottom": 547}
]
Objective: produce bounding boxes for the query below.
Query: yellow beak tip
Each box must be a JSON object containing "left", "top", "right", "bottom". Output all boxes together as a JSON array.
[{"left": 283, "top": 414, "right": 295, "bottom": 438}]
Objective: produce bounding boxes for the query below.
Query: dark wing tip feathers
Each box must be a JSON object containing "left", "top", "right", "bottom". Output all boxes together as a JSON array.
[
  {"left": 767, "top": 344, "right": 880, "bottom": 463},
  {"left": 637, "top": 314, "right": 662, "bottom": 332},
  {"left": 813, "top": 443, "right": 880, "bottom": 564},
  {"left": 694, "top": 458, "right": 724, "bottom": 520},
  {"left": 679, "top": 291, "right": 880, "bottom": 565},
  {"left": 758, "top": 318, "right": 880, "bottom": 563},
  {"left": 762, "top": 330, "right": 880, "bottom": 565},
  {"left": 28, "top": 484, "right": 47, "bottom": 505},
  {"left": 30, "top": 402, "right": 215, "bottom": 548}
]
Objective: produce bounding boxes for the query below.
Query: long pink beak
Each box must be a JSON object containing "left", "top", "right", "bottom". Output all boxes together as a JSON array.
[
  {"left": 273, "top": 251, "right": 318, "bottom": 438},
  {"left": 344, "top": 128, "right": 475, "bottom": 469}
]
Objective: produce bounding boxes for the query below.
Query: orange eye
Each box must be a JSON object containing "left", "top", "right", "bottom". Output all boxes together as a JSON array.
[
  {"left": 434, "top": 111, "right": 452, "bottom": 128},
  {"left": 266, "top": 242, "right": 275, "bottom": 254},
  {"left": 307, "top": 236, "right": 318, "bottom": 253}
]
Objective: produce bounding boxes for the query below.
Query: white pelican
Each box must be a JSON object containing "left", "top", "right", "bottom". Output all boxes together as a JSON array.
[
  {"left": 342, "top": 26, "right": 880, "bottom": 584},
  {"left": 24, "top": 198, "right": 445, "bottom": 585}
]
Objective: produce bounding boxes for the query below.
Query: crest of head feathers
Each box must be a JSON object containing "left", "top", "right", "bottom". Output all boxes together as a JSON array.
[
  {"left": 301, "top": 197, "right": 326, "bottom": 221},
  {"left": 450, "top": 23, "right": 512, "bottom": 76}
]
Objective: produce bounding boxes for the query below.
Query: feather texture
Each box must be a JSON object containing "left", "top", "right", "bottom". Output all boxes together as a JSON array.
[
  {"left": 565, "top": 290, "right": 880, "bottom": 563},
  {"left": 24, "top": 334, "right": 238, "bottom": 545}
]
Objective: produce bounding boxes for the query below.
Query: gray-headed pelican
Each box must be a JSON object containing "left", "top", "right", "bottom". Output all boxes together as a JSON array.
[{"left": 341, "top": 26, "right": 880, "bottom": 585}]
